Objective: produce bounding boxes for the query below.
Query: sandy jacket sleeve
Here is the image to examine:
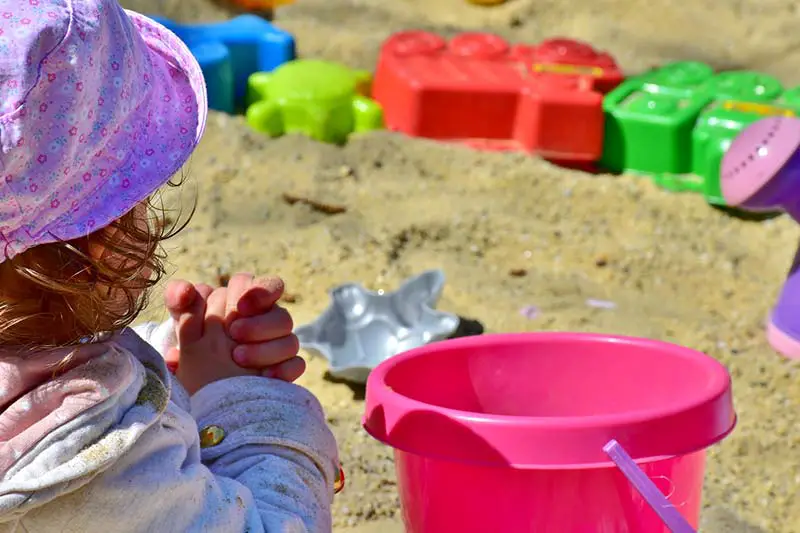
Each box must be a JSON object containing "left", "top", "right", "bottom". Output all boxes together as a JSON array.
[{"left": 191, "top": 377, "right": 340, "bottom": 532}]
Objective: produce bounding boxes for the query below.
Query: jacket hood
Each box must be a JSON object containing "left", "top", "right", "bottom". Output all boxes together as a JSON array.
[{"left": 0, "top": 330, "right": 170, "bottom": 521}]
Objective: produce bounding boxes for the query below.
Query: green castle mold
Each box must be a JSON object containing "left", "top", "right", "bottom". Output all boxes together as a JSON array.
[{"left": 602, "top": 63, "right": 799, "bottom": 206}]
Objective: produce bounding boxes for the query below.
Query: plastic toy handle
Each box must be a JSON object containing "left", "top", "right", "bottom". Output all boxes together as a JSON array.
[{"left": 603, "top": 439, "right": 697, "bottom": 533}]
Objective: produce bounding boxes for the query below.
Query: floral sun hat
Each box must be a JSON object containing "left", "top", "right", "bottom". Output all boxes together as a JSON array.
[{"left": 0, "top": 0, "right": 208, "bottom": 261}]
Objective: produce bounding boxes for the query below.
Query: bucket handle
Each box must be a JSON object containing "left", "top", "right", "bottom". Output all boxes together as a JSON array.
[{"left": 603, "top": 439, "right": 697, "bottom": 533}]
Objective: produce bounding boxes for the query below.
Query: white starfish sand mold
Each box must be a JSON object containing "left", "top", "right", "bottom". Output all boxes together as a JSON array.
[{"left": 294, "top": 270, "right": 460, "bottom": 383}]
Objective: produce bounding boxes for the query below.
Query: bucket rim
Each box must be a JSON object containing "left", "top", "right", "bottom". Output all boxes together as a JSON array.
[
  {"left": 361, "top": 421, "right": 735, "bottom": 470},
  {"left": 362, "top": 332, "right": 737, "bottom": 468}
]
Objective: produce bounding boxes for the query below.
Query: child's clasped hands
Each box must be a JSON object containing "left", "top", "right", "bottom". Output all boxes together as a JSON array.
[{"left": 163, "top": 273, "right": 305, "bottom": 395}]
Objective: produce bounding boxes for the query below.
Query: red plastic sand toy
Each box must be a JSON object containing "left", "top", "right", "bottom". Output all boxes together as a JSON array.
[{"left": 372, "top": 32, "right": 624, "bottom": 161}]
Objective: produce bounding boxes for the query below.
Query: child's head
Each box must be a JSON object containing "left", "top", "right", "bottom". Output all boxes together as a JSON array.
[{"left": 0, "top": 0, "right": 207, "bottom": 348}]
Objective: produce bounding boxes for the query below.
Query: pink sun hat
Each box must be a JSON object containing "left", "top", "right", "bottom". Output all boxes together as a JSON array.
[{"left": 0, "top": 0, "right": 207, "bottom": 261}]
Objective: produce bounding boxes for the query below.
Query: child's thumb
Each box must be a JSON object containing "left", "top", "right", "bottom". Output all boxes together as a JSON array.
[
  {"left": 166, "top": 281, "right": 214, "bottom": 349},
  {"left": 165, "top": 280, "right": 196, "bottom": 318}
]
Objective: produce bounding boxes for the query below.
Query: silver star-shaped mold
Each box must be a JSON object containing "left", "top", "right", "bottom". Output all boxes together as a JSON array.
[{"left": 295, "top": 270, "right": 460, "bottom": 384}]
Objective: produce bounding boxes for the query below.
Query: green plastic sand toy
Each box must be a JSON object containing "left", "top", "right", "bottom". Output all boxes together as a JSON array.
[
  {"left": 601, "top": 62, "right": 800, "bottom": 206},
  {"left": 245, "top": 59, "right": 385, "bottom": 144}
]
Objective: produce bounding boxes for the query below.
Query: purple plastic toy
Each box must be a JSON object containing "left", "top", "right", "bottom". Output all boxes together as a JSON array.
[{"left": 721, "top": 116, "right": 800, "bottom": 359}]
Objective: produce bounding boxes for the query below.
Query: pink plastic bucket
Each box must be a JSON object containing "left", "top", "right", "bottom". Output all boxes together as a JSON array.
[{"left": 363, "top": 333, "right": 736, "bottom": 533}]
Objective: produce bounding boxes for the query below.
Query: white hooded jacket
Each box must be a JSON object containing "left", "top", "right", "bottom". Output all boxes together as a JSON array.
[{"left": 0, "top": 321, "right": 339, "bottom": 532}]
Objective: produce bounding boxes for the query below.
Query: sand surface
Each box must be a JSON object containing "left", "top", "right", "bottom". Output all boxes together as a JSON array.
[{"left": 121, "top": 0, "right": 800, "bottom": 531}]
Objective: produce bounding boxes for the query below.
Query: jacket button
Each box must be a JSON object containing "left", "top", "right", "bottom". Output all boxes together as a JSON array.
[{"left": 199, "top": 425, "right": 226, "bottom": 448}]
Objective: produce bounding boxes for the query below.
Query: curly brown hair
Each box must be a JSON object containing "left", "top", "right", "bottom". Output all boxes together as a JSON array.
[{"left": 0, "top": 183, "right": 194, "bottom": 349}]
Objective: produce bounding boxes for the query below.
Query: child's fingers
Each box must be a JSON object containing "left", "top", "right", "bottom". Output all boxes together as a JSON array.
[
  {"left": 263, "top": 356, "right": 306, "bottom": 382},
  {"left": 164, "top": 280, "right": 196, "bottom": 320},
  {"left": 232, "top": 333, "right": 299, "bottom": 367},
  {"left": 171, "top": 283, "right": 213, "bottom": 349},
  {"left": 224, "top": 272, "right": 255, "bottom": 320},
  {"left": 204, "top": 286, "right": 229, "bottom": 336},
  {"left": 228, "top": 305, "right": 294, "bottom": 343},
  {"left": 236, "top": 276, "right": 285, "bottom": 317},
  {"left": 166, "top": 281, "right": 209, "bottom": 347},
  {"left": 195, "top": 283, "right": 214, "bottom": 300}
]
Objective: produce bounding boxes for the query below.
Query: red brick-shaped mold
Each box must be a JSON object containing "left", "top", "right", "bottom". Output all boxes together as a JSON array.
[{"left": 372, "top": 31, "right": 623, "bottom": 161}]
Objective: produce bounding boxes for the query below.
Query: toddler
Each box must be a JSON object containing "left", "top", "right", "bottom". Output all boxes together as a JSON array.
[{"left": 0, "top": 1, "right": 339, "bottom": 531}]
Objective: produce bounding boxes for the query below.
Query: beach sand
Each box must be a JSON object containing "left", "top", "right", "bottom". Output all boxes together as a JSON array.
[{"left": 122, "top": 0, "right": 800, "bottom": 530}]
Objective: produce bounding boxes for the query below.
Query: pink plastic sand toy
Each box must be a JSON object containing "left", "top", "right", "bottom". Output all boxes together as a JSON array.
[
  {"left": 720, "top": 116, "right": 800, "bottom": 359},
  {"left": 363, "top": 333, "right": 736, "bottom": 533}
]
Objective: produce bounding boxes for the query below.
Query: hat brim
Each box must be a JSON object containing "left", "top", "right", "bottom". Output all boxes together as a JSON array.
[
  {"left": 41, "top": 11, "right": 208, "bottom": 244},
  {"left": 126, "top": 11, "right": 208, "bottom": 143}
]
